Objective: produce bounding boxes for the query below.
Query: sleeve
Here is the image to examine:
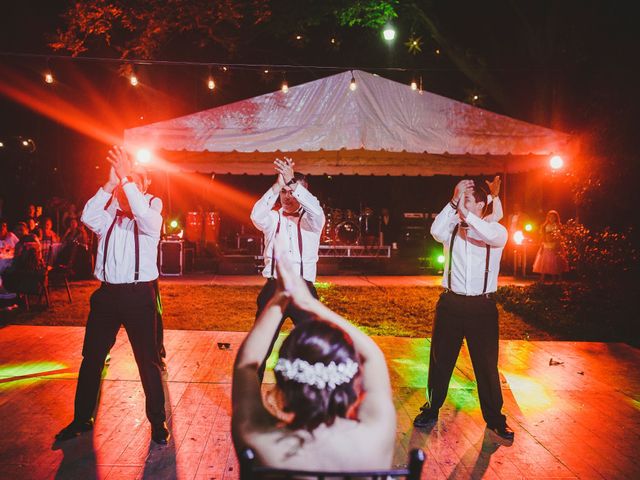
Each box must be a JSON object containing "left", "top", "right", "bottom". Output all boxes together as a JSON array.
[
  {"left": 430, "top": 203, "right": 458, "bottom": 244},
  {"left": 292, "top": 184, "right": 325, "bottom": 233},
  {"left": 81, "top": 188, "right": 115, "bottom": 236},
  {"left": 122, "top": 183, "right": 163, "bottom": 237},
  {"left": 466, "top": 212, "right": 508, "bottom": 247},
  {"left": 250, "top": 187, "right": 279, "bottom": 233},
  {"left": 490, "top": 196, "right": 504, "bottom": 222}
]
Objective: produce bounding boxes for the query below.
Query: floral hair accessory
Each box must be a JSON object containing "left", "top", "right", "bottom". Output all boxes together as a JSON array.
[{"left": 274, "top": 357, "right": 359, "bottom": 390}]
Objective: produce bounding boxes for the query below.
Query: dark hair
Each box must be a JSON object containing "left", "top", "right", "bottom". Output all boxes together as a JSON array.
[
  {"left": 471, "top": 182, "right": 489, "bottom": 216},
  {"left": 275, "top": 320, "right": 360, "bottom": 432},
  {"left": 293, "top": 172, "right": 308, "bottom": 188}
]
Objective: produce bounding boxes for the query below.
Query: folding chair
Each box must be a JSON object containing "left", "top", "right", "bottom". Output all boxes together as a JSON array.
[{"left": 239, "top": 448, "right": 425, "bottom": 480}]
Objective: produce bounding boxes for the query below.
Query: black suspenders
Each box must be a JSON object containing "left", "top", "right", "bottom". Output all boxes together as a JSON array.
[
  {"left": 102, "top": 195, "right": 156, "bottom": 283},
  {"left": 447, "top": 223, "right": 491, "bottom": 294},
  {"left": 270, "top": 210, "right": 306, "bottom": 278}
]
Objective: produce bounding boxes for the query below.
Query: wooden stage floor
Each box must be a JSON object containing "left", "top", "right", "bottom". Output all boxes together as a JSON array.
[{"left": 0, "top": 325, "right": 638, "bottom": 479}]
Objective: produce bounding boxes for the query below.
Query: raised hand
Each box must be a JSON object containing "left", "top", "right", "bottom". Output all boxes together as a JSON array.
[
  {"left": 274, "top": 157, "right": 295, "bottom": 185},
  {"left": 453, "top": 179, "right": 474, "bottom": 203},
  {"left": 107, "top": 146, "right": 132, "bottom": 181},
  {"left": 485, "top": 176, "right": 501, "bottom": 198}
]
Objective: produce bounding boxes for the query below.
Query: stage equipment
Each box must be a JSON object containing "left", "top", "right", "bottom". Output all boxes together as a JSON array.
[
  {"left": 204, "top": 211, "right": 220, "bottom": 244},
  {"left": 160, "top": 240, "right": 183, "bottom": 276},
  {"left": 185, "top": 211, "right": 203, "bottom": 243},
  {"left": 334, "top": 220, "right": 360, "bottom": 245}
]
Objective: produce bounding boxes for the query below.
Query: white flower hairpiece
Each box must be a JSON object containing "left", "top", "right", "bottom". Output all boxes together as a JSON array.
[{"left": 274, "top": 357, "right": 359, "bottom": 390}]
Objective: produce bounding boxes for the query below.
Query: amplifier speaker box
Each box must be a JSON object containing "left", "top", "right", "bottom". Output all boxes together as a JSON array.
[{"left": 160, "top": 240, "right": 183, "bottom": 276}]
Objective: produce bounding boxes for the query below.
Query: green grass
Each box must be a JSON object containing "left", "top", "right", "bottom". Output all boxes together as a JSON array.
[{"left": 3, "top": 280, "right": 556, "bottom": 340}]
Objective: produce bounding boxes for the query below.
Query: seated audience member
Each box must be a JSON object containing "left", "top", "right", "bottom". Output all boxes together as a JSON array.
[
  {"left": 27, "top": 218, "right": 38, "bottom": 236},
  {"left": 232, "top": 236, "right": 396, "bottom": 470},
  {"left": 59, "top": 218, "right": 91, "bottom": 276},
  {"left": 0, "top": 220, "right": 19, "bottom": 251},
  {"left": 40, "top": 217, "right": 60, "bottom": 243},
  {"left": 13, "top": 222, "right": 29, "bottom": 240},
  {"left": 2, "top": 233, "right": 46, "bottom": 294},
  {"left": 62, "top": 218, "right": 89, "bottom": 247},
  {"left": 26, "top": 204, "right": 37, "bottom": 222}
]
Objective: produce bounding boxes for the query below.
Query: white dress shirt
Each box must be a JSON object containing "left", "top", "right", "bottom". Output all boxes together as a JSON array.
[
  {"left": 251, "top": 184, "right": 325, "bottom": 282},
  {"left": 431, "top": 203, "right": 507, "bottom": 295},
  {"left": 0, "top": 232, "right": 19, "bottom": 250},
  {"left": 81, "top": 183, "right": 162, "bottom": 283},
  {"left": 484, "top": 195, "right": 503, "bottom": 223}
]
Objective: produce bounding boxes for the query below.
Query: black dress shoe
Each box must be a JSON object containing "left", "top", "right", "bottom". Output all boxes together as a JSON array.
[
  {"left": 413, "top": 408, "right": 439, "bottom": 427},
  {"left": 151, "top": 422, "right": 170, "bottom": 445},
  {"left": 488, "top": 423, "right": 515, "bottom": 441},
  {"left": 55, "top": 419, "right": 94, "bottom": 441}
]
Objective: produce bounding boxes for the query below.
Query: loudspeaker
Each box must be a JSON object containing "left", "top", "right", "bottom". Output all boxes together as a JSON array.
[{"left": 160, "top": 240, "right": 183, "bottom": 276}]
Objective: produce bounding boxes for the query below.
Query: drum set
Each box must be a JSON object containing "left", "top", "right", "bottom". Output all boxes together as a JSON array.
[{"left": 322, "top": 207, "right": 380, "bottom": 246}]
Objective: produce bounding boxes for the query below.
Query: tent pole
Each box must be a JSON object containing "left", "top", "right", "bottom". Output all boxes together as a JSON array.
[
  {"left": 503, "top": 160, "right": 508, "bottom": 214},
  {"left": 166, "top": 170, "right": 172, "bottom": 216}
]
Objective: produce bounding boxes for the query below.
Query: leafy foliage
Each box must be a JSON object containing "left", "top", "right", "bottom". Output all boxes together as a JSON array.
[
  {"left": 49, "top": 0, "right": 271, "bottom": 58},
  {"left": 335, "top": 0, "right": 399, "bottom": 28},
  {"left": 497, "top": 221, "right": 639, "bottom": 346},
  {"left": 561, "top": 219, "right": 638, "bottom": 279}
]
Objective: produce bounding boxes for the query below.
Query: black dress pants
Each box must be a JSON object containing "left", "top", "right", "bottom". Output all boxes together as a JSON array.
[
  {"left": 73, "top": 282, "right": 166, "bottom": 424},
  {"left": 255, "top": 278, "right": 319, "bottom": 380},
  {"left": 425, "top": 291, "right": 506, "bottom": 426}
]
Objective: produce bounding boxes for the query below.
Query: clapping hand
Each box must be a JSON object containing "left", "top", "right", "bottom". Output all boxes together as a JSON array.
[
  {"left": 485, "top": 176, "right": 501, "bottom": 198},
  {"left": 107, "top": 146, "right": 133, "bottom": 181},
  {"left": 274, "top": 157, "right": 295, "bottom": 185}
]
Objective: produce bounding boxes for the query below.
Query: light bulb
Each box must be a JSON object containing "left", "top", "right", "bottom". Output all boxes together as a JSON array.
[
  {"left": 208, "top": 77, "right": 215, "bottom": 90},
  {"left": 410, "top": 81, "right": 417, "bottom": 91},
  {"left": 281, "top": 81, "right": 289, "bottom": 93},
  {"left": 44, "top": 72, "right": 54, "bottom": 84},
  {"left": 130, "top": 74, "right": 138, "bottom": 86}
]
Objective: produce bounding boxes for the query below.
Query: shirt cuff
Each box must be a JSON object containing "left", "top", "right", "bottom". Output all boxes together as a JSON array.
[
  {"left": 97, "top": 188, "right": 114, "bottom": 201},
  {"left": 465, "top": 212, "right": 482, "bottom": 227}
]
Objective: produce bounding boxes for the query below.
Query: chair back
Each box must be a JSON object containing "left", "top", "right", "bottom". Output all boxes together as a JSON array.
[{"left": 239, "top": 448, "right": 425, "bottom": 480}]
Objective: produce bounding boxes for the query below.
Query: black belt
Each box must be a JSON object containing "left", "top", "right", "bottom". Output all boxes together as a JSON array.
[
  {"left": 101, "top": 280, "right": 154, "bottom": 288},
  {"left": 443, "top": 289, "right": 494, "bottom": 299}
]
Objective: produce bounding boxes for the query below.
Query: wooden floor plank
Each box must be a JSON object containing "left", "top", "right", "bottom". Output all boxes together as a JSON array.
[{"left": 0, "top": 325, "right": 639, "bottom": 480}]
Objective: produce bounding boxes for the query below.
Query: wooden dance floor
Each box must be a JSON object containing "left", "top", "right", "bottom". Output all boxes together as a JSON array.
[{"left": 0, "top": 325, "right": 638, "bottom": 479}]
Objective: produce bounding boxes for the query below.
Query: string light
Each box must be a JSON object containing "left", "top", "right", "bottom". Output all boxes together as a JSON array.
[
  {"left": 281, "top": 79, "right": 289, "bottom": 93},
  {"left": 349, "top": 71, "right": 357, "bottom": 91},
  {"left": 295, "top": 34, "right": 303, "bottom": 41},
  {"left": 130, "top": 67, "right": 139, "bottom": 86},
  {"left": 383, "top": 27, "right": 396, "bottom": 41},
  {"left": 410, "top": 80, "right": 417, "bottom": 90},
  {"left": 207, "top": 67, "right": 215, "bottom": 90},
  {"left": 44, "top": 71, "right": 54, "bottom": 84}
]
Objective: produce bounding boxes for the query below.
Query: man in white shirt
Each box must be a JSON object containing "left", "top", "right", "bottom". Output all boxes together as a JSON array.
[
  {"left": 0, "top": 221, "right": 19, "bottom": 250},
  {"left": 413, "top": 179, "right": 514, "bottom": 442},
  {"left": 250, "top": 157, "right": 325, "bottom": 380},
  {"left": 55, "top": 146, "right": 169, "bottom": 445}
]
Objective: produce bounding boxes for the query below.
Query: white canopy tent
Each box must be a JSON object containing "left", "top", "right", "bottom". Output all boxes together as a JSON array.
[{"left": 124, "top": 70, "right": 573, "bottom": 176}]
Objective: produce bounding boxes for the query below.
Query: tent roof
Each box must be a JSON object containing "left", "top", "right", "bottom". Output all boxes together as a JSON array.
[{"left": 124, "top": 70, "right": 573, "bottom": 175}]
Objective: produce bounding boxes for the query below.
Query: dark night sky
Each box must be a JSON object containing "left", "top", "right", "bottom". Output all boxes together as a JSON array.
[{"left": 1, "top": 1, "right": 638, "bottom": 230}]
